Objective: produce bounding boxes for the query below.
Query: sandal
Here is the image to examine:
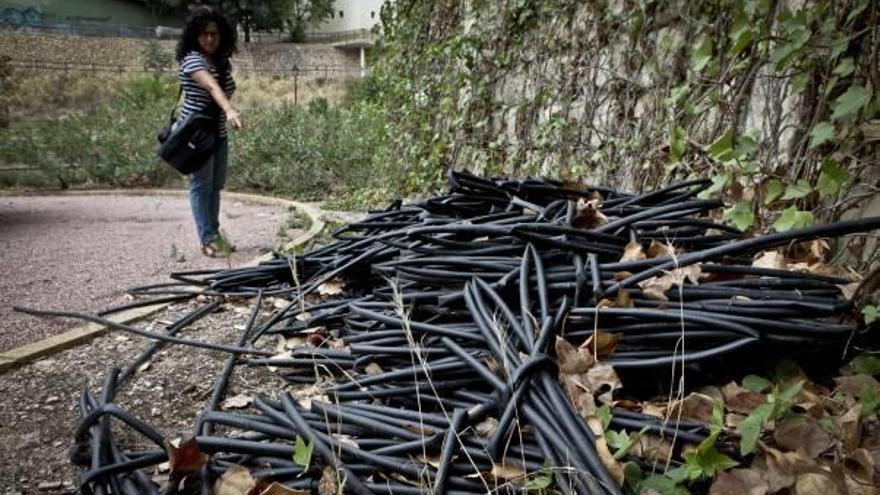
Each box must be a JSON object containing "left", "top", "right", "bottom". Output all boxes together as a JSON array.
[{"left": 201, "top": 243, "right": 219, "bottom": 258}]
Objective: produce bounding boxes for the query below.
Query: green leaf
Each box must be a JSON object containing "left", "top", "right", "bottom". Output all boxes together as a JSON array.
[
  {"left": 831, "top": 85, "right": 872, "bottom": 120},
  {"left": 698, "top": 173, "right": 729, "bottom": 199},
  {"left": 743, "top": 375, "right": 773, "bottom": 393},
  {"left": 711, "top": 400, "right": 725, "bottom": 433},
  {"left": 724, "top": 201, "right": 755, "bottom": 232},
  {"left": 691, "top": 36, "right": 713, "bottom": 72},
  {"left": 770, "top": 27, "right": 811, "bottom": 70},
  {"left": 623, "top": 462, "right": 644, "bottom": 492},
  {"left": 764, "top": 179, "right": 784, "bottom": 205},
  {"left": 735, "top": 130, "right": 760, "bottom": 158},
  {"left": 781, "top": 179, "right": 812, "bottom": 200},
  {"left": 852, "top": 353, "right": 880, "bottom": 376},
  {"left": 668, "top": 124, "right": 687, "bottom": 163},
  {"left": 738, "top": 403, "right": 773, "bottom": 456},
  {"left": 808, "top": 121, "right": 835, "bottom": 149},
  {"left": 596, "top": 404, "right": 612, "bottom": 431},
  {"left": 817, "top": 159, "right": 851, "bottom": 197},
  {"left": 637, "top": 475, "right": 691, "bottom": 495},
  {"left": 607, "top": 428, "right": 642, "bottom": 459},
  {"left": 772, "top": 206, "right": 814, "bottom": 232},
  {"left": 524, "top": 468, "right": 553, "bottom": 492},
  {"left": 293, "top": 436, "right": 314, "bottom": 468},
  {"left": 833, "top": 57, "right": 855, "bottom": 77},
  {"left": 729, "top": 14, "right": 755, "bottom": 56},
  {"left": 683, "top": 446, "right": 738, "bottom": 479},
  {"left": 666, "top": 464, "right": 702, "bottom": 484},
  {"left": 777, "top": 380, "right": 805, "bottom": 405},
  {"left": 708, "top": 129, "right": 735, "bottom": 161},
  {"left": 831, "top": 38, "right": 850, "bottom": 60},
  {"left": 864, "top": 305, "right": 879, "bottom": 325},
  {"left": 862, "top": 385, "right": 880, "bottom": 417}
]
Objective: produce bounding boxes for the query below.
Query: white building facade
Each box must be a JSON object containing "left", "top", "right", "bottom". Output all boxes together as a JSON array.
[{"left": 316, "top": 0, "right": 386, "bottom": 33}]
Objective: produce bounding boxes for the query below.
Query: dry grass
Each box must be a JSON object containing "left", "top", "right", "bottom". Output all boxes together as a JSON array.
[
  {"left": 234, "top": 75, "right": 358, "bottom": 110},
  {"left": 5, "top": 70, "right": 358, "bottom": 121}
]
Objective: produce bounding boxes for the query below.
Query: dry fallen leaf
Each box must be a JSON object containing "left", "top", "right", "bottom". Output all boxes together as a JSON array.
[
  {"left": 647, "top": 240, "right": 675, "bottom": 258},
  {"left": 572, "top": 198, "right": 608, "bottom": 229},
  {"left": 556, "top": 336, "right": 592, "bottom": 373},
  {"left": 214, "top": 464, "right": 255, "bottom": 495},
  {"left": 481, "top": 463, "right": 529, "bottom": 484},
  {"left": 317, "top": 466, "right": 338, "bottom": 495},
  {"left": 257, "top": 482, "right": 310, "bottom": 495},
  {"left": 586, "top": 362, "right": 622, "bottom": 405},
  {"left": 630, "top": 434, "right": 673, "bottom": 463},
  {"left": 834, "top": 375, "right": 880, "bottom": 397},
  {"left": 221, "top": 394, "right": 253, "bottom": 410},
  {"left": 760, "top": 447, "right": 814, "bottom": 493},
  {"left": 708, "top": 468, "right": 769, "bottom": 495},
  {"left": 317, "top": 279, "right": 346, "bottom": 296},
  {"left": 773, "top": 416, "right": 834, "bottom": 458},
  {"left": 581, "top": 332, "right": 620, "bottom": 360},
  {"left": 165, "top": 437, "right": 209, "bottom": 474},
  {"left": 637, "top": 264, "right": 702, "bottom": 301},
  {"left": 620, "top": 241, "right": 647, "bottom": 263},
  {"left": 794, "top": 472, "right": 845, "bottom": 495},
  {"left": 669, "top": 393, "right": 715, "bottom": 425},
  {"left": 838, "top": 404, "right": 863, "bottom": 453},
  {"left": 753, "top": 250, "right": 786, "bottom": 270},
  {"left": 364, "top": 362, "right": 384, "bottom": 375},
  {"left": 722, "top": 382, "right": 767, "bottom": 415},
  {"left": 474, "top": 417, "right": 499, "bottom": 438}
]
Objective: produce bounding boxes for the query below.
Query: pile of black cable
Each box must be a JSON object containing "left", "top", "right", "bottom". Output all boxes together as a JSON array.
[{"left": 64, "top": 169, "right": 880, "bottom": 495}]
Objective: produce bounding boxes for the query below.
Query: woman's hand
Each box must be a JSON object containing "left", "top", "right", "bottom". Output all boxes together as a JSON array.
[{"left": 226, "top": 109, "right": 243, "bottom": 130}]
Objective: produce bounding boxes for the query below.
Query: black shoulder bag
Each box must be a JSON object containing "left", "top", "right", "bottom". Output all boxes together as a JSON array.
[{"left": 157, "top": 87, "right": 219, "bottom": 175}]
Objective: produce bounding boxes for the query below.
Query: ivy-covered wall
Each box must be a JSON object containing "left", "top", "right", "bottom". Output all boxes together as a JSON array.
[{"left": 373, "top": 0, "right": 878, "bottom": 235}]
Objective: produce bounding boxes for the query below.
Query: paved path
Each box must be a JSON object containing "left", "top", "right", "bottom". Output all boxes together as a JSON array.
[{"left": 0, "top": 193, "right": 290, "bottom": 351}]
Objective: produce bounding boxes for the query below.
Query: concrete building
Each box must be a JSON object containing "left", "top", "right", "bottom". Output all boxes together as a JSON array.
[
  {"left": 309, "top": 0, "right": 388, "bottom": 77},
  {"left": 318, "top": 0, "right": 385, "bottom": 33}
]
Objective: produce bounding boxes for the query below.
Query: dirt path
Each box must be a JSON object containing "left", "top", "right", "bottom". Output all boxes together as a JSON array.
[{"left": 0, "top": 193, "right": 290, "bottom": 352}]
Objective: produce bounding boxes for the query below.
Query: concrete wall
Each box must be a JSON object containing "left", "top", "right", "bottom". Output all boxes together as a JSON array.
[
  {"left": 0, "top": 0, "right": 179, "bottom": 27},
  {"left": 0, "top": 31, "right": 362, "bottom": 77}
]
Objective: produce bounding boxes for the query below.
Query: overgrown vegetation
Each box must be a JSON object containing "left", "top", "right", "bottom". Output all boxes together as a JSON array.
[
  {"left": 0, "top": 72, "right": 393, "bottom": 201},
  {"left": 370, "top": 0, "right": 879, "bottom": 232}
]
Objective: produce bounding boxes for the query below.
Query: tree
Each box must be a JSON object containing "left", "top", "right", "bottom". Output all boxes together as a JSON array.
[
  {"left": 286, "top": 0, "right": 334, "bottom": 42},
  {"left": 143, "top": 0, "right": 190, "bottom": 25},
  {"left": 209, "top": 0, "right": 293, "bottom": 42}
]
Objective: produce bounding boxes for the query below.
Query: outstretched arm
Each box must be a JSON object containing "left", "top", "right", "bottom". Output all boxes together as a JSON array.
[{"left": 191, "top": 69, "right": 242, "bottom": 129}]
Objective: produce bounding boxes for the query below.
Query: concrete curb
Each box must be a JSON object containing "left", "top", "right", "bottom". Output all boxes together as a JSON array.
[{"left": 0, "top": 189, "right": 327, "bottom": 374}]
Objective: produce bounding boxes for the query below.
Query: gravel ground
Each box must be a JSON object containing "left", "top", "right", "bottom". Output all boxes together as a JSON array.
[
  {"left": 0, "top": 193, "right": 290, "bottom": 351},
  {"left": 0, "top": 298, "right": 290, "bottom": 494}
]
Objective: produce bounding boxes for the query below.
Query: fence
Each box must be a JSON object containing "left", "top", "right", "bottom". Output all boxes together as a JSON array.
[{"left": 5, "top": 58, "right": 365, "bottom": 79}]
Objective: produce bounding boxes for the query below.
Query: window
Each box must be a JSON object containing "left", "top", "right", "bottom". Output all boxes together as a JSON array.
[
  {"left": 370, "top": 11, "right": 375, "bottom": 18},
  {"left": 339, "top": 10, "right": 344, "bottom": 18}
]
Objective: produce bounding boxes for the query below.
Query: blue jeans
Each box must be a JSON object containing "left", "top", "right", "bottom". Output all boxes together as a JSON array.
[{"left": 189, "top": 139, "right": 228, "bottom": 245}]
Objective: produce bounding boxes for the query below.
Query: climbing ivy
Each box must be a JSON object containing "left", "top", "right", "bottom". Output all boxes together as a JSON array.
[{"left": 370, "top": 0, "right": 878, "bottom": 246}]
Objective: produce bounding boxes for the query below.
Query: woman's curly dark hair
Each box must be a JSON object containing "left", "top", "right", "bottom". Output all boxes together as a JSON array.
[{"left": 176, "top": 6, "right": 237, "bottom": 71}]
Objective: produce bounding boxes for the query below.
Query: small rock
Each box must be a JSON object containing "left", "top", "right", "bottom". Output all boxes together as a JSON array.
[
  {"left": 52, "top": 441, "right": 63, "bottom": 447},
  {"left": 44, "top": 396, "right": 59, "bottom": 405},
  {"left": 37, "top": 482, "right": 62, "bottom": 491},
  {"left": 151, "top": 407, "right": 161, "bottom": 417}
]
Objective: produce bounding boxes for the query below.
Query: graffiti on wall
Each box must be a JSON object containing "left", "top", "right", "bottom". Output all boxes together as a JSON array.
[{"left": 1, "top": 7, "right": 43, "bottom": 28}]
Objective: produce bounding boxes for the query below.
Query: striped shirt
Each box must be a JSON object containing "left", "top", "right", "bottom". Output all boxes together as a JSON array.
[{"left": 178, "top": 51, "right": 236, "bottom": 138}]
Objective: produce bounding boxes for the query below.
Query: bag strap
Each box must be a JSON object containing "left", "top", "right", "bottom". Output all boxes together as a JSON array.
[{"left": 166, "top": 85, "right": 183, "bottom": 124}]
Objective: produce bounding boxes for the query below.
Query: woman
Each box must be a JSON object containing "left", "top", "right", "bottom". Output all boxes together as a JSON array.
[{"left": 175, "top": 6, "right": 242, "bottom": 257}]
